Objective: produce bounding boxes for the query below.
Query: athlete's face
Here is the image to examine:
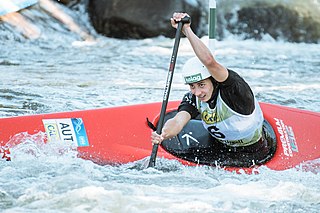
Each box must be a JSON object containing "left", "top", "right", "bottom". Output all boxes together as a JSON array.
[{"left": 189, "top": 78, "right": 214, "bottom": 102}]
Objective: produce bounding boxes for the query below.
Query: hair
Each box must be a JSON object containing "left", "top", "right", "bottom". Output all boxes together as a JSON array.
[{"left": 209, "top": 76, "right": 218, "bottom": 87}]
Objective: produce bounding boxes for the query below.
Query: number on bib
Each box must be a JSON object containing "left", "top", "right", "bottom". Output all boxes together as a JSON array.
[{"left": 207, "top": 126, "right": 225, "bottom": 139}]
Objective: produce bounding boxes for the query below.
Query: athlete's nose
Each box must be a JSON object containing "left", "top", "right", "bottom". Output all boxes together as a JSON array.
[{"left": 193, "top": 87, "right": 201, "bottom": 97}]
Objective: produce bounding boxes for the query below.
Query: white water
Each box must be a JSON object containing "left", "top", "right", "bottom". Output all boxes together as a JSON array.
[{"left": 0, "top": 1, "right": 320, "bottom": 212}]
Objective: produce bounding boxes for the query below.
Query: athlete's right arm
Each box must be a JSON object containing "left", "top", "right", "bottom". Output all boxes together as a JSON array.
[{"left": 151, "top": 111, "right": 191, "bottom": 145}]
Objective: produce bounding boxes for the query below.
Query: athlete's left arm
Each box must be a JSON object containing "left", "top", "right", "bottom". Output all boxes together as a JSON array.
[
  {"left": 183, "top": 27, "right": 228, "bottom": 82},
  {"left": 171, "top": 12, "right": 228, "bottom": 83}
]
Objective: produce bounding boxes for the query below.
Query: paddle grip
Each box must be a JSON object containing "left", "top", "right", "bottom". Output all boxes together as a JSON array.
[
  {"left": 179, "top": 16, "right": 191, "bottom": 24},
  {"left": 174, "top": 15, "right": 191, "bottom": 24}
]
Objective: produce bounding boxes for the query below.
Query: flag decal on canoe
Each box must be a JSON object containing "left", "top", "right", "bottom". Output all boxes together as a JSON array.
[{"left": 43, "top": 118, "right": 89, "bottom": 147}]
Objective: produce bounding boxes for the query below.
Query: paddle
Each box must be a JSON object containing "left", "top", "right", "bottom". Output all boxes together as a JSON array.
[{"left": 148, "top": 16, "right": 190, "bottom": 168}]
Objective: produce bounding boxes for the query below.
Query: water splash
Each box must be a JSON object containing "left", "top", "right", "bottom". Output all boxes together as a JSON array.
[{"left": 1, "top": 131, "right": 78, "bottom": 162}]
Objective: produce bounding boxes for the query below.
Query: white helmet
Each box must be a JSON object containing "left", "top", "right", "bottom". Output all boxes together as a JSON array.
[{"left": 182, "top": 57, "right": 211, "bottom": 84}]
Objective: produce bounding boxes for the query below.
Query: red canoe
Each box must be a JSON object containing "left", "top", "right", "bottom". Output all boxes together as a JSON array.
[{"left": 1, "top": 101, "right": 319, "bottom": 173}]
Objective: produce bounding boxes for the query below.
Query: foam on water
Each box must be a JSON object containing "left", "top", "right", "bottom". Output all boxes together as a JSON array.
[{"left": 1, "top": 145, "right": 320, "bottom": 212}]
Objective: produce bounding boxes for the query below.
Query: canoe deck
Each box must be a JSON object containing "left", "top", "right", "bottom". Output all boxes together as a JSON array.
[{"left": 1, "top": 101, "right": 319, "bottom": 172}]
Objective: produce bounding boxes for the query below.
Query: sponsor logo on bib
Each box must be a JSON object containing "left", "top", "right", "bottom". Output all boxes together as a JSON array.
[{"left": 202, "top": 109, "right": 218, "bottom": 124}]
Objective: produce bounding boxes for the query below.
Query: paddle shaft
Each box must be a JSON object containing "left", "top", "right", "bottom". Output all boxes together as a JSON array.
[{"left": 148, "top": 17, "right": 190, "bottom": 168}]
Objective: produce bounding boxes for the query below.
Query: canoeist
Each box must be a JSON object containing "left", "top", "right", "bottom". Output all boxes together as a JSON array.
[{"left": 151, "top": 12, "right": 270, "bottom": 158}]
